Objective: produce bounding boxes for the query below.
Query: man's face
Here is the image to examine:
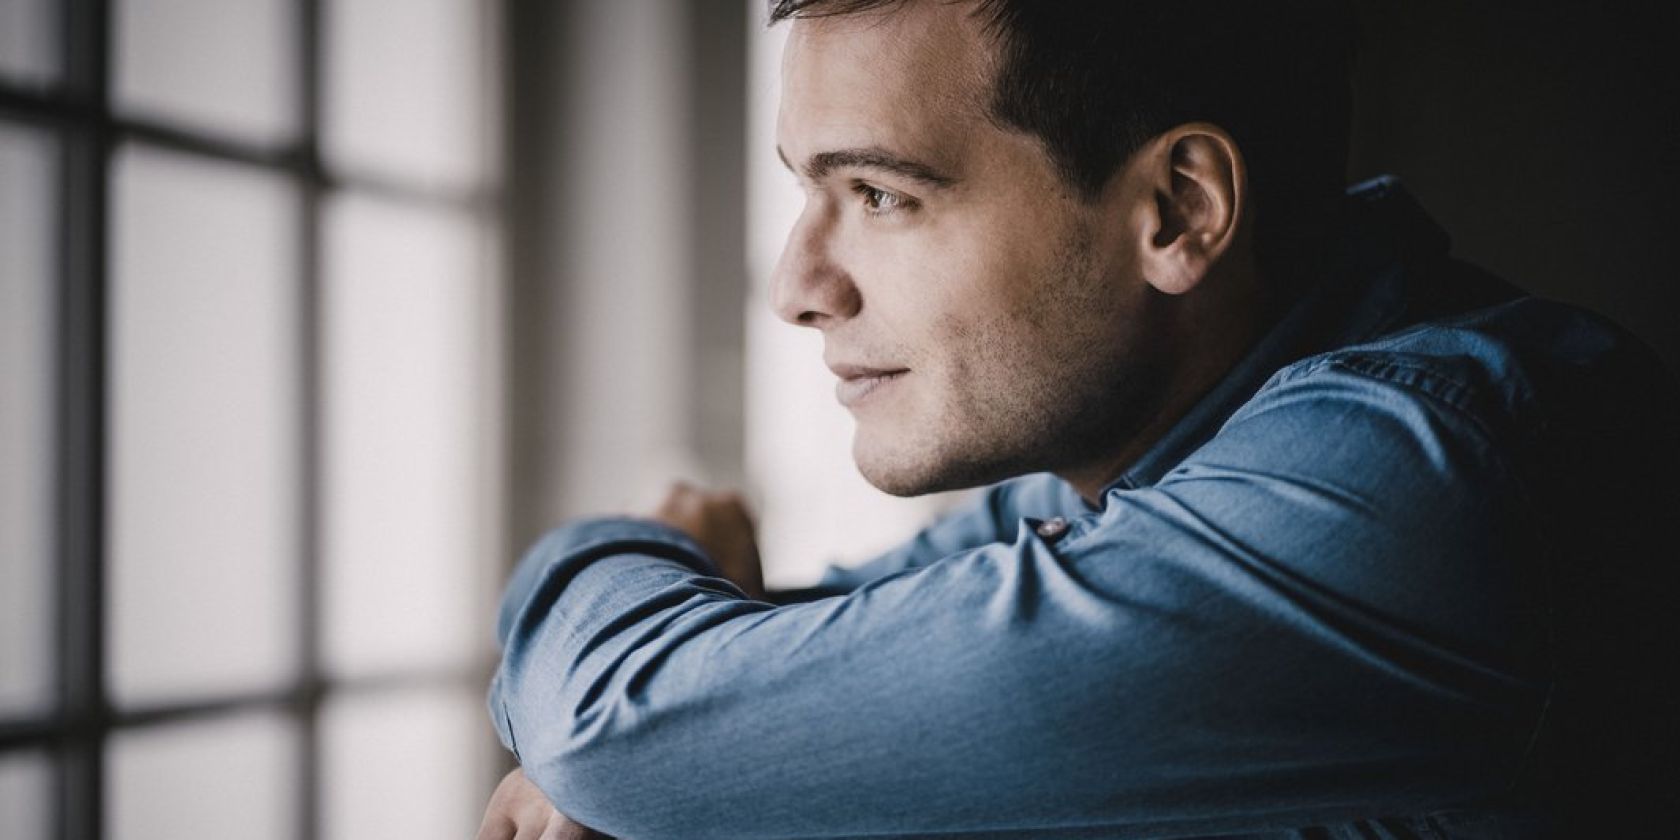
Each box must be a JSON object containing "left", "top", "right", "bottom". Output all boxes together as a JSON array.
[{"left": 772, "top": 2, "right": 1166, "bottom": 496}]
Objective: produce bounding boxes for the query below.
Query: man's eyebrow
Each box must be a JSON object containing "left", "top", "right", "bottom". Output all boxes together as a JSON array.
[{"left": 777, "top": 145, "right": 956, "bottom": 188}]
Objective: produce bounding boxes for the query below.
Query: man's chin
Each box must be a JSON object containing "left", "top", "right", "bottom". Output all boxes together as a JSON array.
[
  {"left": 855, "top": 464, "right": 939, "bottom": 498},
  {"left": 852, "top": 434, "right": 1012, "bottom": 498},
  {"left": 852, "top": 432, "right": 937, "bottom": 497}
]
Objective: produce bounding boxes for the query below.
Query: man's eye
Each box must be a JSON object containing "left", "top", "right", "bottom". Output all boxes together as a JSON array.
[{"left": 851, "top": 183, "right": 913, "bottom": 217}]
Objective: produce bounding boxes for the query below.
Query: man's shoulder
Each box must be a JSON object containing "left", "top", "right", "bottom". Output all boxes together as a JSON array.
[{"left": 1259, "top": 289, "right": 1673, "bottom": 450}]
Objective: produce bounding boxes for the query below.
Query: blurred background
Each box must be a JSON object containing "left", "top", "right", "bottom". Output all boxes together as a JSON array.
[{"left": 0, "top": 1, "right": 1674, "bottom": 838}]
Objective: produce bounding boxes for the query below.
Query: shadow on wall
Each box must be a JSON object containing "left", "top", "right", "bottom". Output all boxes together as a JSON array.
[{"left": 1348, "top": 0, "right": 1680, "bottom": 372}]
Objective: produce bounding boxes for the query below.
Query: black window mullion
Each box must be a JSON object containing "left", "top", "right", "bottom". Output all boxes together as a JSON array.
[
  {"left": 56, "top": 0, "right": 111, "bottom": 837},
  {"left": 296, "top": 0, "right": 325, "bottom": 838},
  {"left": 6, "top": 0, "right": 501, "bottom": 834}
]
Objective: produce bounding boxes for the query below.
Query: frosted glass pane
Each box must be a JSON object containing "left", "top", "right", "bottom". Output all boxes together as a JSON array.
[
  {"left": 322, "top": 688, "right": 495, "bottom": 840},
  {"left": 324, "top": 0, "right": 489, "bottom": 190},
  {"left": 0, "top": 751, "right": 52, "bottom": 840},
  {"left": 108, "top": 712, "right": 296, "bottom": 840},
  {"left": 108, "top": 145, "right": 302, "bottom": 706},
  {"left": 114, "top": 0, "right": 297, "bottom": 146},
  {"left": 0, "top": 0, "right": 60, "bottom": 87},
  {"left": 0, "top": 124, "right": 57, "bottom": 718},
  {"left": 322, "top": 194, "right": 488, "bottom": 677}
]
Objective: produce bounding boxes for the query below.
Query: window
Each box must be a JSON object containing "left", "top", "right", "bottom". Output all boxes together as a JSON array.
[{"left": 0, "top": 1, "right": 504, "bottom": 837}]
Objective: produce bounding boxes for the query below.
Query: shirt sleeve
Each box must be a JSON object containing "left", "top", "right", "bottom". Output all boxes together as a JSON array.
[
  {"left": 812, "top": 472, "right": 1089, "bottom": 591},
  {"left": 487, "top": 355, "right": 1551, "bottom": 840}
]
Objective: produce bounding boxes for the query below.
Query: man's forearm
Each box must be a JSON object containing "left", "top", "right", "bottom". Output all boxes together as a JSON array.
[{"left": 488, "top": 369, "right": 1549, "bottom": 839}]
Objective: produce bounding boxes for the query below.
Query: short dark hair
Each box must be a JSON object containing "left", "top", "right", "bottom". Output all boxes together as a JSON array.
[{"left": 769, "top": 0, "right": 1357, "bottom": 286}]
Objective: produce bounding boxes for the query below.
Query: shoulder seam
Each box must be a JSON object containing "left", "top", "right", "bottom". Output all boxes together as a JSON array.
[{"left": 1265, "top": 351, "right": 1508, "bottom": 459}]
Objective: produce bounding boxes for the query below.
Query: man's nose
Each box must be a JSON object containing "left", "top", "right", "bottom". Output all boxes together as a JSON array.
[{"left": 769, "top": 208, "right": 861, "bottom": 328}]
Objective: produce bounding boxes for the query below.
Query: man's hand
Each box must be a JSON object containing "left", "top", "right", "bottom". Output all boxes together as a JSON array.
[
  {"left": 647, "top": 481, "right": 767, "bottom": 599},
  {"left": 475, "top": 767, "right": 611, "bottom": 840}
]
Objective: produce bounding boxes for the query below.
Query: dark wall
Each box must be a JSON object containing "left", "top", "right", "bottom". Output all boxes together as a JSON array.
[{"left": 1347, "top": 1, "right": 1678, "bottom": 371}]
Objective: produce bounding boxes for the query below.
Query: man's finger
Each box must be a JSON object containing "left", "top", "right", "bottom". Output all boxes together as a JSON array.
[
  {"left": 537, "top": 811, "right": 607, "bottom": 840},
  {"left": 474, "top": 812, "right": 515, "bottom": 840}
]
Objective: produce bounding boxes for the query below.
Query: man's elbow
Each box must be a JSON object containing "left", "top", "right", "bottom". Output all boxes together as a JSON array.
[
  {"left": 498, "top": 669, "right": 668, "bottom": 831},
  {"left": 518, "top": 722, "right": 666, "bottom": 839}
]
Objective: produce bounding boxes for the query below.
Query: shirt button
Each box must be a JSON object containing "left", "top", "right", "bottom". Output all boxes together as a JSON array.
[{"left": 1035, "top": 517, "right": 1069, "bottom": 540}]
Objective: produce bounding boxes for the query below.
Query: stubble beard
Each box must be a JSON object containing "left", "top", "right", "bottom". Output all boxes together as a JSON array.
[{"left": 853, "top": 229, "right": 1170, "bottom": 498}]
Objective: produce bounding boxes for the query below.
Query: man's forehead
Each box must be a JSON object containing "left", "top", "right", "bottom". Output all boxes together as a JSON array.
[{"left": 777, "top": 2, "right": 996, "bottom": 164}]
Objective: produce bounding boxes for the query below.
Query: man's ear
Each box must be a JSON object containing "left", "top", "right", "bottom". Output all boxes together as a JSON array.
[{"left": 1125, "top": 123, "right": 1246, "bottom": 296}]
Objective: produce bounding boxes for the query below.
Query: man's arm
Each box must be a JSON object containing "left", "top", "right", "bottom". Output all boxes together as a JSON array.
[
  {"left": 794, "top": 472, "right": 1088, "bottom": 596},
  {"left": 488, "top": 357, "right": 1550, "bottom": 840}
]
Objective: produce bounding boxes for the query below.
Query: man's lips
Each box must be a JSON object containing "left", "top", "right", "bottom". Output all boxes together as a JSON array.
[
  {"left": 828, "top": 362, "right": 908, "bottom": 381},
  {"left": 829, "top": 363, "right": 910, "bottom": 408}
]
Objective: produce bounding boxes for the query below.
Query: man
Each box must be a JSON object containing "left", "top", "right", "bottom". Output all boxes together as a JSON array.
[{"left": 478, "top": 1, "right": 1679, "bottom": 838}]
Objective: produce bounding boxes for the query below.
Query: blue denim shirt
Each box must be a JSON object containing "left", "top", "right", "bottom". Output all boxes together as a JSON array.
[{"left": 488, "top": 178, "right": 1680, "bottom": 839}]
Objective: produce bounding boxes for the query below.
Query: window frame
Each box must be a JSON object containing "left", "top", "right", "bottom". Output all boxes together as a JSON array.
[{"left": 0, "top": 1, "right": 503, "bottom": 837}]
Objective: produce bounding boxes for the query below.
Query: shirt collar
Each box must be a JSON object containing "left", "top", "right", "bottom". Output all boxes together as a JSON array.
[{"left": 1099, "top": 176, "right": 1450, "bottom": 497}]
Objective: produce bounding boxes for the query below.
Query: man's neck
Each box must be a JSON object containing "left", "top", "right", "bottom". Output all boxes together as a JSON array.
[{"left": 1058, "top": 266, "right": 1280, "bottom": 506}]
